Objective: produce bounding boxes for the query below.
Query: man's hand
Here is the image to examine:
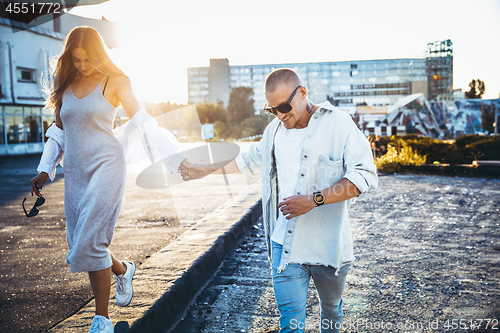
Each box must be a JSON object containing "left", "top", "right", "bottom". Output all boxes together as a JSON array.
[{"left": 278, "top": 194, "right": 316, "bottom": 220}]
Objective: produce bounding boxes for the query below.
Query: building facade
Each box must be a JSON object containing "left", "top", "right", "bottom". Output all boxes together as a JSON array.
[
  {"left": 426, "top": 39, "right": 453, "bottom": 101},
  {"left": 0, "top": 12, "right": 117, "bottom": 155},
  {"left": 188, "top": 57, "right": 428, "bottom": 111}
]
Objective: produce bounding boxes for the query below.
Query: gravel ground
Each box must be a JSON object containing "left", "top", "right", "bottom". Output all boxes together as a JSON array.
[{"left": 173, "top": 174, "right": 500, "bottom": 333}]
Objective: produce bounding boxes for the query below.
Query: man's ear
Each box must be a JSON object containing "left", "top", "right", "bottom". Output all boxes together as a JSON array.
[{"left": 299, "top": 86, "right": 308, "bottom": 100}]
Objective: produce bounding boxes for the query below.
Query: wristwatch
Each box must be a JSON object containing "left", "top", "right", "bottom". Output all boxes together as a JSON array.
[{"left": 313, "top": 191, "right": 325, "bottom": 206}]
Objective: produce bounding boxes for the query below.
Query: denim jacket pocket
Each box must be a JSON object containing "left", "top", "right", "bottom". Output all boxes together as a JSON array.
[{"left": 316, "top": 154, "right": 345, "bottom": 190}]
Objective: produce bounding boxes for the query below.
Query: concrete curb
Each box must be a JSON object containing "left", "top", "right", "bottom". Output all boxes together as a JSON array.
[
  {"left": 127, "top": 199, "right": 263, "bottom": 333},
  {"left": 49, "top": 183, "right": 262, "bottom": 333}
]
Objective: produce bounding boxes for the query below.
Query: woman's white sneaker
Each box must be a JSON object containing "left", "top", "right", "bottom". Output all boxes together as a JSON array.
[
  {"left": 115, "top": 261, "right": 135, "bottom": 306},
  {"left": 88, "top": 315, "right": 113, "bottom": 333}
]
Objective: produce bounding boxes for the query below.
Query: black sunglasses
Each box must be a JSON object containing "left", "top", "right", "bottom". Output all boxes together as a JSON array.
[
  {"left": 263, "top": 85, "right": 302, "bottom": 116},
  {"left": 22, "top": 196, "right": 45, "bottom": 218}
]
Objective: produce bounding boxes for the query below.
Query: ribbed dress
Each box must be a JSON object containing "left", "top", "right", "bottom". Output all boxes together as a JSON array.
[{"left": 60, "top": 77, "right": 126, "bottom": 273}]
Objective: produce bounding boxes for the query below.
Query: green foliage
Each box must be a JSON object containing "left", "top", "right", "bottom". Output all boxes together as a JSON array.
[
  {"left": 214, "top": 121, "right": 226, "bottom": 139},
  {"left": 379, "top": 134, "right": 500, "bottom": 165},
  {"left": 375, "top": 139, "right": 427, "bottom": 173},
  {"left": 238, "top": 115, "right": 269, "bottom": 138},
  {"left": 454, "top": 134, "right": 487, "bottom": 148},
  {"left": 144, "top": 99, "right": 270, "bottom": 141},
  {"left": 143, "top": 101, "right": 186, "bottom": 117},
  {"left": 462, "top": 135, "right": 500, "bottom": 161},
  {"left": 380, "top": 134, "right": 458, "bottom": 163},
  {"left": 227, "top": 87, "right": 256, "bottom": 126},
  {"left": 196, "top": 102, "right": 227, "bottom": 124}
]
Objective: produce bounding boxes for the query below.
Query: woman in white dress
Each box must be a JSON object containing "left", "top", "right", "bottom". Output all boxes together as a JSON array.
[{"left": 29, "top": 26, "right": 184, "bottom": 333}]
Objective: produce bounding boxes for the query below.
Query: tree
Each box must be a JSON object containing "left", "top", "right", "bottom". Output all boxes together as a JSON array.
[
  {"left": 196, "top": 102, "right": 227, "bottom": 124},
  {"left": 465, "top": 79, "right": 485, "bottom": 99},
  {"left": 239, "top": 115, "right": 269, "bottom": 138},
  {"left": 227, "top": 87, "right": 255, "bottom": 127}
]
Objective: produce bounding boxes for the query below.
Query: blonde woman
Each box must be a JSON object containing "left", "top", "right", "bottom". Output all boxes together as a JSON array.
[{"left": 29, "top": 26, "right": 184, "bottom": 333}]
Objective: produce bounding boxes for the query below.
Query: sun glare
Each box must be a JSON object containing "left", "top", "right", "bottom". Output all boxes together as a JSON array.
[{"left": 70, "top": 0, "right": 500, "bottom": 102}]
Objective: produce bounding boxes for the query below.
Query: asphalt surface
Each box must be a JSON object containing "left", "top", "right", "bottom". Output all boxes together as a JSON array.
[
  {"left": 1, "top": 152, "right": 499, "bottom": 332},
  {"left": 0, "top": 143, "right": 259, "bottom": 333},
  {"left": 172, "top": 174, "right": 500, "bottom": 333}
]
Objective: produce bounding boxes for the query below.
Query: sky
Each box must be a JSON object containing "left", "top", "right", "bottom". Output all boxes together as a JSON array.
[{"left": 70, "top": 0, "right": 500, "bottom": 104}]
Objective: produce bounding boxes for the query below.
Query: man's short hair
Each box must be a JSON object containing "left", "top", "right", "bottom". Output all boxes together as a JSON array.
[{"left": 265, "top": 68, "right": 302, "bottom": 93}]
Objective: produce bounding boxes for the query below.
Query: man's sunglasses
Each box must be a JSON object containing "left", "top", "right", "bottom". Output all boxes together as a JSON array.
[
  {"left": 22, "top": 196, "right": 45, "bottom": 217},
  {"left": 263, "top": 85, "right": 302, "bottom": 116}
]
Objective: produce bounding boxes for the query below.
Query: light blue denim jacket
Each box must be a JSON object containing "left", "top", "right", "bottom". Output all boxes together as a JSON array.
[{"left": 235, "top": 101, "right": 378, "bottom": 273}]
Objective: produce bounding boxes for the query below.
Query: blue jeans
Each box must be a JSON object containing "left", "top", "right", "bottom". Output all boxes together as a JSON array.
[{"left": 271, "top": 241, "right": 350, "bottom": 333}]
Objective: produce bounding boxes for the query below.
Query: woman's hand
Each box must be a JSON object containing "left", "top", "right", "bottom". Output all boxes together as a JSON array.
[
  {"left": 30, "top": 172, "right": 49, "bottom": 197},
  {"left": 179, "top": 160, "right": 212, "bottom": 181}
]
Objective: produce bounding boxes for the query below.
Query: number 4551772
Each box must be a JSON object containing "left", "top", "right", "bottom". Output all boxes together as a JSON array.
[
  {"left": 444, "top": 319, "right": 498, "bottom": 330},
  {"left": 5, "top": 3, "right": 61, "bottom": 15}
]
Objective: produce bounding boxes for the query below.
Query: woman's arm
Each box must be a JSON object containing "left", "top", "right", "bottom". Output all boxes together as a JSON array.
[
  {"left": 110, "top": 75, "right": 141, "bottom": 118},
  {"left": 31, "top": 111, "right": 64, "bottom": 196},
  {"left": 110, "top": 75, "right": 189, "bottom": 173}
]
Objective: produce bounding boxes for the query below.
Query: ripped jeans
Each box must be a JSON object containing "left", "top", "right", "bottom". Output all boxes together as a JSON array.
[{"left": 271, "top": 241, "right": 350, "bottom": 333}]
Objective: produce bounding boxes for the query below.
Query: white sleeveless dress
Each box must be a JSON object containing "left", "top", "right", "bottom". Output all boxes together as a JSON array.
[{"left": 60, "top": 78, "right": 126, "bottom": 273}]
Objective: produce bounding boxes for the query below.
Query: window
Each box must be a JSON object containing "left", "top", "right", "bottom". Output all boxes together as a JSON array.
[
  {"left": 0, "top": 111, "right": 4, "bottom": 144},
  {"left": 351, "top": 64, "right": 357, "bottom": 69},
  {"left": 17, "top": 68, "right": 36, "bottom": 83},
  {"left": 6, "top": 106, "right": 24, "bottom": 144},
  {"left": 24, "top": 107, "right": 42, "bottom": 143}
]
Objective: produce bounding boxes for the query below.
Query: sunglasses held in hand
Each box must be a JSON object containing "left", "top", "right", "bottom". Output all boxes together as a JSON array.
[
  {"left": 263, "top": 85, "right": 302, "bottom": 116},
  {"left": 22, "top": 196, "right": 45, "bottom": 217}
]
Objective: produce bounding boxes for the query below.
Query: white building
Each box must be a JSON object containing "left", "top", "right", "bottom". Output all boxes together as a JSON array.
[
  {"left": 0, "top": 11, "right": 117, "bottom": 155},
  {"left": 188, "top": 58, "right": 428, "bottom": 111}
]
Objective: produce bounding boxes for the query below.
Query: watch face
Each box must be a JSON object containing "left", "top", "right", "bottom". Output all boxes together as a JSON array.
[{"left": 314, "top": 193, "right": 325, "bottom": 204}]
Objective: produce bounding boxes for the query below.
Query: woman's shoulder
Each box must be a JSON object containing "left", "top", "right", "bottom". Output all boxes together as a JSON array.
[
  {"left": 106, "top": 74, "right": 131, "bottom": 91},
  {"left": 107, "top": 74, "right": 129, "bottom": 83}
]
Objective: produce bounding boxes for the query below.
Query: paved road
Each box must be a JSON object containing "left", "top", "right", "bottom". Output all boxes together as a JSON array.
[
  {"left": 173, "top": 174, "right": 500, "bottom": 333},
  {"left": 0, "top": 143, "right": 259, "bottom": 333}
]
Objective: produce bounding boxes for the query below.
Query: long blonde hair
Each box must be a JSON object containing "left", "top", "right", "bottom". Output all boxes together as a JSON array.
[{"left": 46, "top": 26, "right": 127, "bottom": 113}]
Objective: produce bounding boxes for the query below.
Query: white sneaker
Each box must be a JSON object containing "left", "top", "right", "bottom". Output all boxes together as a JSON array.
[
  {"left": 89, "top": 315, "right": 113, "bottom": 333},
  {"left": 115, "top": 261, "right": 135, "bottom": 306}
]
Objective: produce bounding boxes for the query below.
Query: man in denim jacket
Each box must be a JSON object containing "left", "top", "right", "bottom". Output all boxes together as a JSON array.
[{"left": 183, "top": 69, "right": 378, "bottom": 332}]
